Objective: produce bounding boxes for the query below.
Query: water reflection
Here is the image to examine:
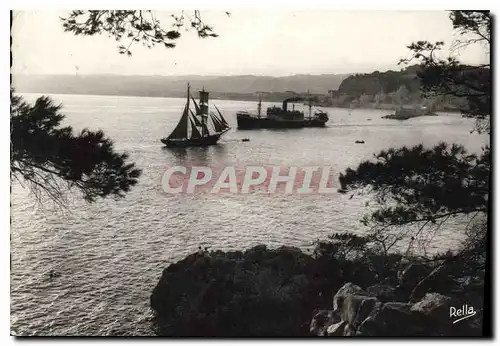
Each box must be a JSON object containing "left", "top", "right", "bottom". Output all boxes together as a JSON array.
[{"left": 162, "top": 143, "right": 229, "bottom": 167}]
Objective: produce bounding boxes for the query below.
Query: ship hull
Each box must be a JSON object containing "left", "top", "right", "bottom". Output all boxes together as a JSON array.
[
  {"left": 303, "top": 118, "right": 328, "bottom": 127},
  {"left": 237, "top": 113, "right": 327, "bottom": 129},
  {"left": 161, "top": 133, "right": 221, "bottom": 147},
  {"left": 161, "top": 128, "right": 230, "bottom": 147}
]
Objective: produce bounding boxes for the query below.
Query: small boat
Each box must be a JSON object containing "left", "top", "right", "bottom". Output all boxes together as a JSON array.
[
  {"left": 355, "top": 140, "right": 365, "bottom": 144},
  {"left": 161, "top": 84, "right": 230, "bottom": 147},
  {"left": 242, "top": 138, "right": 250, "bottom": 142}
]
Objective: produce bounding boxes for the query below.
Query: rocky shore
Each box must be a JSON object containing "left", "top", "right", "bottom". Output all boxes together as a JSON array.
[
  {"left": 150, "top": 234, "right": 484, "bottom": 337},
  {"left": 311, "top": 282, "right": 482, "bottom": 336},
  {"left": 382, "top": 108, "right": 438, "bottom": 120}
]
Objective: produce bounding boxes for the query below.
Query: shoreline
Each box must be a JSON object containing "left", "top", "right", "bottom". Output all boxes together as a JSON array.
[{"left": 16, "top": 90, "right": 463, "bottom": 115}]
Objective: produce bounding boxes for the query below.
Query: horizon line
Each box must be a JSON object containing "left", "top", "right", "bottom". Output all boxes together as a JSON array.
[{"left": 12, "top": 67, "right": 413, "bottom": 78}]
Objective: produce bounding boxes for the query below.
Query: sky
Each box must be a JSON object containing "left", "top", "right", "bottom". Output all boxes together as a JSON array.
[{"left": 11, "top": 10, "right": 489, "bottom": 77}]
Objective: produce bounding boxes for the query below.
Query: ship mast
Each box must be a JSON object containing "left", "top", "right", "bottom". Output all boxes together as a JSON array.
[
  {"left": 186, "top": 82, "right": 192, "bottom": 137},
  {"left": 199, "top": 87, "right": 210, "bottom": 136},
  {"left": 307, "top": 90, "right": 312, "bottom": 119},
  {"left": 256, "top": 91, "right": 264, "bottom": 118}
]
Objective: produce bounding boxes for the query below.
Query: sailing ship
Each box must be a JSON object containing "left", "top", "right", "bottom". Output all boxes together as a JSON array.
[
  {"left": 236, "top": 93, "right": 328, "bottom": 129},
  {"left": 161, "top": 84, "right": 230, "bottom": 147}
]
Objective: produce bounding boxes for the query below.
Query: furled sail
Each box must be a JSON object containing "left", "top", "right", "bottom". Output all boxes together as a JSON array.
[
  {"left": 210, "top": 112, "right": 225, "bottom": 133},
  {"left": 191, "top": 91, "right": 211, "bottom": 136},
  {"left": 214, "top": 105, "right": 230, "bottom": 128},
  {"left": 167, "top": 104, "right": 189, "bottom": 139}
]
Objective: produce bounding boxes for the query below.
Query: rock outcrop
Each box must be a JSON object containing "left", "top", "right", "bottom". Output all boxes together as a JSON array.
[
  {"left": 150, "top": 239, "right": 484, "bottom": 337},
  {"left": 311, "top": 282, "right": 483, "bottom": 337},
  {"left": 150, "top": 245, "right": 318, "bottom": 336}
]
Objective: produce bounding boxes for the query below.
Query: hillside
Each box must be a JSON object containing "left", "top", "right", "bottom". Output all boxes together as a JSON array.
[
  {"left": 336, "top": 64, "right": 422, "bottom": 97},
  {"left": 318, "top": 65, "right": 471, "bottom": 112},
  {"left": 12, "top": 73, "right": 350, "bottom": 98}
]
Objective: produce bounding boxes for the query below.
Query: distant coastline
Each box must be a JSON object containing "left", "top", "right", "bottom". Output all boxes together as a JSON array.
[
  {"left": 16, "top": 90, "right": 462, "bottom": 116},
  {"left": 12, "top": 70, "right": 465, "bottom": 114},
  {"left": 11, "top": 73, "right": 349, "bottom": 99},
  {"left": 17, "top": 89, "right": 291, "bottom": 103}
]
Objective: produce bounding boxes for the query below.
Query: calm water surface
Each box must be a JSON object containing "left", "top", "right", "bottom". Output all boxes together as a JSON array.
[{"left": 11, "top": 93, "right": 489, "bottom": 335}]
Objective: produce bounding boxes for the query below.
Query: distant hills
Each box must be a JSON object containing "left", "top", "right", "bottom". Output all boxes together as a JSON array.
[
  {"left": 13, "top": 66, "right": 484, "bottom": 113},
  {"left": 12, "top": 74, "right": 350, "bottom": 100},
  {"left": 319, "top": 64, "right": 473, "bottom": 112}
]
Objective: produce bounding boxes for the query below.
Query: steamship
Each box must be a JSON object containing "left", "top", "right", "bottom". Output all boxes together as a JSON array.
[{"left": 236, "top": 94, "right": 329, "bottom": 129}]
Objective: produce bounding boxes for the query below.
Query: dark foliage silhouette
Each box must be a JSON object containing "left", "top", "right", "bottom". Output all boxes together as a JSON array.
[
  {"left": 61, "top": 10, "right": 224, "bottom": 56},
  {"left": 11, "top": 93, "right": 142, "bottom": 206},
  {"left": 339, "top": 143, "right": 489, "bottom": 228},
  {"left": 400, "top": 10, "right": 490, "bottom": 133}
]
